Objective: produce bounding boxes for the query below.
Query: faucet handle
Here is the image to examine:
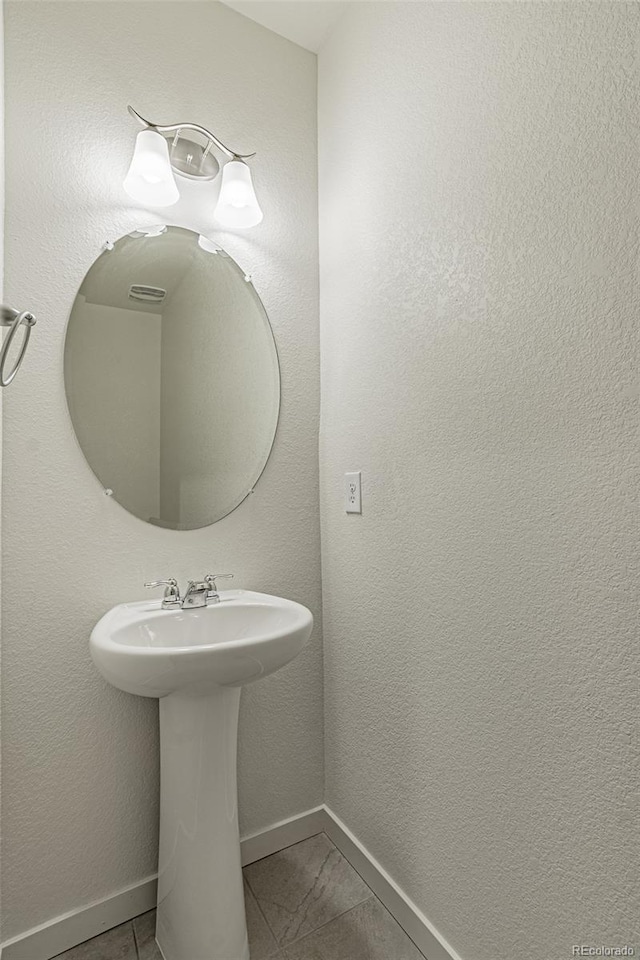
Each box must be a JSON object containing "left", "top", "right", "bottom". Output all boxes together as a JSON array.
[
  {"left": 144, "top": 578, "right": 181, "bottom": 606},
  {"left": 204, "top": 573, "right": 234, "bottom": 595}
]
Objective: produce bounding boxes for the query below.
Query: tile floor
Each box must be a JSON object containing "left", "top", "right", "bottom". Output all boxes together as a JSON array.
[{"left": 53, "top": 833, "right": 425, "bottom": 960}]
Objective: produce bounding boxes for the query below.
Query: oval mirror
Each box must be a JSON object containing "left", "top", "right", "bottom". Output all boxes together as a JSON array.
[{"left": 64, "top": 226, "right": 280, "bottom": 530}]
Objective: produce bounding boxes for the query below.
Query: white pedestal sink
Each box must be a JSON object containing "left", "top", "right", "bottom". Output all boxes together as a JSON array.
[{"left": 90, "top": 590, "right": 313, "bottom": 960}]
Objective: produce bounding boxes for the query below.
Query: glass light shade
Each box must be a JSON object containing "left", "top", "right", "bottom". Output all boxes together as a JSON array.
[
  {"left": 137, "top": 224, "right": 167, "bottom": 237},
  {"left": 123, "top": 130, "right": 179, "bottom": 207},
  {"left": 214, "top": 160, "right": 263, "bottom": 228},
  {"left": 198, "top": 235, "right": 220, "bottom": 253}
]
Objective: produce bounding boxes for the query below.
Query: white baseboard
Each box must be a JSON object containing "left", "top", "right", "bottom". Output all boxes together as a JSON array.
[
  {"left": 322, "top": 806, "right": 462, "bottom": 960},
  {"left": 0, "top": 875, "right": 158, "bottom": 960},
  {"left": 241, "top": 805, "right": 325, "bottom": 866},
  {"left": 1, "top": 804, "right": 460, "bottom": 960}
]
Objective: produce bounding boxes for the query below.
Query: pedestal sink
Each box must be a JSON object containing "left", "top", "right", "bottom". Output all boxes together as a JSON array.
[{"left": 90, "top": 590, "right": 313, "bottom": 960}]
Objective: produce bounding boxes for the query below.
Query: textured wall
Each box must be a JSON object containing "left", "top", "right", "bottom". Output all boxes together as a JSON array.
[
  {"left": 318, "top": 4, "right": 639, "bottom": 960},
  {"left": 2, "top": 1, "right": 321, "bottom": 940}
]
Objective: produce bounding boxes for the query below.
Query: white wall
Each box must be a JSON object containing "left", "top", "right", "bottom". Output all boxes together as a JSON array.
[
  {"left": 2, "top": 0, "right": 321, "bottom": 941},
  {"left": 319, "top": 4, "right": 639, "bottom": 960}
]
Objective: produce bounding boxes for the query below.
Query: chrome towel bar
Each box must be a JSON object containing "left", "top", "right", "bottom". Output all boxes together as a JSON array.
[{"left": 0, "top": 305, "right": 36, "bottom": 387}]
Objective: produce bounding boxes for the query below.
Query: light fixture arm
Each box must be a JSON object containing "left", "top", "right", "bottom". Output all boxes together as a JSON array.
[{"left": 127, "top": 105, "right": 256, "bottom": 161}]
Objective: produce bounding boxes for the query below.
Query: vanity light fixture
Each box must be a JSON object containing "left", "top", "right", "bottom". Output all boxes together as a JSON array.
[{"left": 123, "top": 106, "right": 263, "bottom": 228}]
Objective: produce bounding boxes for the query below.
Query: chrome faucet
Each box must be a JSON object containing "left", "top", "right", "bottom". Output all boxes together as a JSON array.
[
  {"left": 145, "top": 574, "right": 234, "bottom": 609},
  {"left": 182, "top": 580, "right": 210, "bottom": 608}
]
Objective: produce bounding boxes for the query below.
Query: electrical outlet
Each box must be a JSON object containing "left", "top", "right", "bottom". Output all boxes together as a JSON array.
[{"left": 345, "top": 471, "right": 362, "bottom": 514}]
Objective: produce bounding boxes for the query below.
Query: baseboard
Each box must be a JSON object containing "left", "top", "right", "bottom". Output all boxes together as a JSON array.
[
  {"left": 322, "top": 806, "right": 462, "bottom": 960},
  {"left": 1, "top": 804, "right": 460, "bottom": 960},
  {"left": 241, "top": 805, "right": 326, "bottom": 866},
  {"left": 0, "top": 876, "right": 158, "bottom": 960}
]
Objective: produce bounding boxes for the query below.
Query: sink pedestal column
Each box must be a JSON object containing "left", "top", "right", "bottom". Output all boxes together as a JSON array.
[{"left": 156, "top": 688, "right": 249, "bottom": 960}]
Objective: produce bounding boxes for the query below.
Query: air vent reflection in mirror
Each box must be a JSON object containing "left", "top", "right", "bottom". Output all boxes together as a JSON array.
[{"left": 128, "top": 284, "right": 167, "bottom": 304}]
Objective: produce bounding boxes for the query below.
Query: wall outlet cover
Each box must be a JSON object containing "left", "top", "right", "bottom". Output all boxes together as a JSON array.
[{"left": 345, "top": 471, "right": 362, "bottom": 514}]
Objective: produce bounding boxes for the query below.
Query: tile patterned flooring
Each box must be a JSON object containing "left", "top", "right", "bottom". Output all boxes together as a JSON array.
[{"left": 54, "top": 833, "right": 425, "bottom": 960}]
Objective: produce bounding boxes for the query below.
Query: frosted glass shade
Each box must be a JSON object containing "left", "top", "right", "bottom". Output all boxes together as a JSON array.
[
  {"left": 198, "top": 235, "right": 220, "bottom": 253},
  {"left": 123, "top": 130, "right": 179, "bottom": 207},
  {"left": 214, "top": 160, "right": 263, "bottom": 228}
]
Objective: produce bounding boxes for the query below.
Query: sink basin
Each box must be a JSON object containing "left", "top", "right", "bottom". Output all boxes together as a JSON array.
[
  {"left": 90, "top": 589, "right": 313, "bottom": 697},
  {"left": 90, "top": 588, "right": 313, "bottom": 960}
]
